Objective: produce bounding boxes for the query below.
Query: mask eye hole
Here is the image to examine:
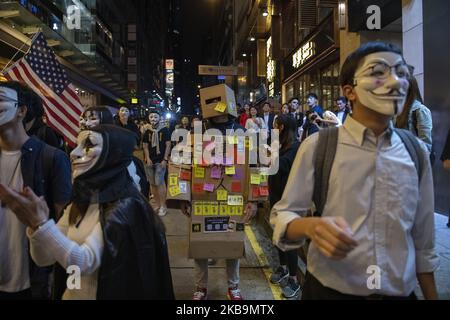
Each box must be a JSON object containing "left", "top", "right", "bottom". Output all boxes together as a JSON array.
[{"left": 84, "top": 136, "right": 95, "bottom": 152}]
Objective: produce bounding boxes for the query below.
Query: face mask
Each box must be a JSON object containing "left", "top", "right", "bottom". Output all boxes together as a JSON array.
[
  {"left": 70, "top": 131, "right": 103, "bottom": 179},
  {"left": 353, "top": 52, "right": 410, "bottom": 116},
  {"left": 149, "top": 113, "right": 160, "bottom": 127},
  {"left": 0, "top": 87, "right": 19, "bottom": 127},
  {"left": 80, "top": 110, "right": 101, "bottom": 130}
]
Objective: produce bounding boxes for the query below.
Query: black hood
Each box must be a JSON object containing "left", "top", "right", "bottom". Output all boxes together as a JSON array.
[{"left": 72, "top": 124, "right": 137, "bottom": 204}]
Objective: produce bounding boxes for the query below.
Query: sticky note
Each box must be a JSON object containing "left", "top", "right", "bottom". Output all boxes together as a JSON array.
[
  {"left": 252, "top": 186, "right": 260, "bottom": 198},
  {"left": 251, "top": 174, "right": 261, "bottom": 185},
  {"left": 202, "top": 203, "right": 210, "bottom": 216},
  {"left": 227, "top": 136, "right": 238, "bottom": 145},
  {"left": 235, "top": 206, "right": 244, "bottom": 216},
  {"left": 193, "top": 183, "right": 203, "bottom": 193},
  {"left": 179, "top": 181, "right": 188, "bottom": 194},
  {"left": 194, "top": 167, "right": 205, "bottom": 178},
  {"left": 231, "top": 181, "right": 242, "bottom": 193},
  {"left": 260, "top": 174, "right": 268, "bottom": 183},
  {"left": 194, "top": 203, "right": 203, "bottom": 216},
  {"left": 220, "top": 204, "right": 228, "bottom": 216},
  {"left": 217, "top": 189, "right": 228, "bottom": 201},
  {"left": 210, "top": 202, "right": 219, "bottom": 216},
  {"left": 169, "top": 185, "right": 181, "bottom": 197},
  {"left": 169, "top": 175, "right": 178, "bottom": 186},
  {"left": 179, "top": 171, "right": 191, "bottom": 181},
  {"left": 226, "top": 205, "right": 234, "bottom": 215},
  {"left": 215, "top": 102, "right": 227, "bottom": 113},
  {"left": 259, "top": 186, "right": 269, "bottom": 196},
  {"left": 203, "top": 183, "right": 215, "bottom": 192},
  {"left": 228, "top": 195, "right": 243, "bottom": 206},
  {"left": 211, "top": 166, "right": 222, "bottom": 179},
  {"left": 225, "top": 166, "right": 236, "bottom": 175}
]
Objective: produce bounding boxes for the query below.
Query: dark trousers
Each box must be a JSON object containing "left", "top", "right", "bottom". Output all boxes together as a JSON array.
[
  {"left": 0, "top": 289, "right": 32, "bottom": 300},
  {"left": 277, "top": 248, "right": 298, "bottom": 276},
  {"left": 302, "top": 272, "right": 417, "bottom": 300}
]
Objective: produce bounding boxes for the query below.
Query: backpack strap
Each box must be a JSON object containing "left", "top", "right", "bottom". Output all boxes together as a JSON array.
[
  {"left": 313, "top": 127, "right": 339, "bottom": 217},
  {"left": 394, "top": 128, "right": 424, "bottom": 183},
  {"left": 41, "top": 143, "right": 57, "bottom": 218}
]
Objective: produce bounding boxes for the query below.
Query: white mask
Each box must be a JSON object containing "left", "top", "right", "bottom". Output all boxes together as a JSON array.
[
  {"left": 149, "top": 113, "right": 160, "bottom": 127},
  {"left": 80, "top": 110, "right": 101, "bottom": 130},
  {"left": 353, "top": 52, "right": 410, "bottom": 116},
  {"left": 0, "top": 87, "right": 19, "bottom": 127},
  {"left": 70, "top": 131, "right": 103, "bottom": 179}
]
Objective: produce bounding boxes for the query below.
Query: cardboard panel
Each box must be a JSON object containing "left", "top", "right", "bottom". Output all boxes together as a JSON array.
[
  {"left": 199, "top": 84, "right": 238, "bottom": 119},
  {"left": 166, "top": 163, "right": 192, "bottom": 201}
]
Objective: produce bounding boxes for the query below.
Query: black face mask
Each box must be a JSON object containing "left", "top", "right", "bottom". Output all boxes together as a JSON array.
[{"left": 72, "top": 125, "right": 137, "bottom": 204}]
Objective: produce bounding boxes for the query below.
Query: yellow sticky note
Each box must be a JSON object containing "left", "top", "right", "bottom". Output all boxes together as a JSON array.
[
  {"left": 225, "top": 166, "right": 236, "bottom": 175},
  {"left": 260, "top": 174, "right": 268, "bottom": 183},
  {"left": 194, "top": 167, "right": 205, "bottom": 178},
  {"left": 227, "top": 135, "right": 238, "bottom": 145},
  {"left": 169, "top": 175, "right": 178, "bottom": 186},
  {"left": 169, "top": 185, "right": 180, "bottom": 197},
  {"left": 194, "top": 203, "right": 203, "bottom": 216},
  {"left": 210, "top": 202, "right": 219, "bottom": 216},
  {"left": 217, "top": 189, "right": 228, "bottom": 201},
  {"left": 251, "top": 174, "right": 261, "bottom": 185},
  {"left": 220, "top": 204, "right": 228, "bottom": 216},
  {"left": 226, "top": 205, "right": 234, "bottom": 215},
  {"left": 202, "top": 203, "right": 210, "bottom": 216},
  {"left": 245, "top": 138, "right": 250, "bottom": 148},
  {"left": 215, "top": 102, "right": 227, "bottom": 113},
  {"left": 235, "top": 206, "right": 243, "bottom": 216}
]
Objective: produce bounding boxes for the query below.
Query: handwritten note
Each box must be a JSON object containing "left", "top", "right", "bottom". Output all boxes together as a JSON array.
[
  {"left": 203, "top": 183, "right": 215, "bottom": 192},
  {"left": 179, "top": 170, "right": 191, "bottom": 181},
  {"left": 169, "top": 175, "right": 178, "bottom": 186},
  {"left": 211, "top": 166, "right": 222, "bottom": 179},
  {"left": 215, "top": 102, "right": 227, "bottom": 113},
  {"left": 217, "top": 189, "right": 228, "bottom": 201},
  {"left": 231, "top": 181, "right": 242, "bottom": 193},
  {"left": 194, "top": 167, "right": 205, "bottom": 178},
  {"left": 179, "top": 181, "right": 188, "bottom": 194},
  {"left": 169, "top": 185, "right": 181, "bottom": 197},
  {"left": 250, "top": 174, "right": 261, "bottom": 185},
  {"left": 259, "top": 186, "right": 269, "bottom": 196},
  {"left": 225, "top": 166, "right": 236, "bottom": 175},
  {"left": 227, "top": 195, "right": 243, "bottom": 206}
]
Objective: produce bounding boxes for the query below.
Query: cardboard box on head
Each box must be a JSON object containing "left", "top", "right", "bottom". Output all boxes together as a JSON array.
[{"left": 200, "top": 84, "right": 238, "bottom": 119}]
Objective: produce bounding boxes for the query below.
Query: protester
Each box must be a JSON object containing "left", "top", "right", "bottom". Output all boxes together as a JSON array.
[
  {"left": 245, "top": 106, "right": 266, "bottom": 133},
  {"left": 143, "top": 111, "right": 171, "bottom": 217},
  {"left": 115, "top": 106, "right": 140, "bottom": 145},
  {"left": 268, "top": 114, "right": 301, "bottom": 298},
  {"left": 0, "top": 81, "right": 72, "bottom": 299},
  {"left": 0, "top": 125, "right": 174, "bottom": 300},
  {"left": 271, "top": 42, "right": 439, "bottom": 300}
]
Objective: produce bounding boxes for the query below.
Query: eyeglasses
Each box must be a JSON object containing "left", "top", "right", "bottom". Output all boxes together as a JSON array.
[{"left": 357, "top": 62, "right": 410, "bottom": 80}]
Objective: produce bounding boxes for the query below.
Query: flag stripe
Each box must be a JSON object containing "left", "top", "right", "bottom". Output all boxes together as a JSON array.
[
  {"left": 5, "top": 70, "right": 76, "bottom": 145},
  {"left": 9, "top": 65, "right": 79, "bottom": 138},
  {"left": 66, "top": 84, "right": 84, "bottom": 112},
  {"left": 13, "top": 62, "right": 80, "bottom": 135},
  {"left": 20, "top": 61, "right": 81, "bottom": 125}
]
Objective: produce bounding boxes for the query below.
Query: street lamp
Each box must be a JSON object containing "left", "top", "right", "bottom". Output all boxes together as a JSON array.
[
  {"left": 242, "top": 53, "right": 247, "bottom": 57},
  {"left": 262, "top": 8, "right": 269, "bottom": 17}
]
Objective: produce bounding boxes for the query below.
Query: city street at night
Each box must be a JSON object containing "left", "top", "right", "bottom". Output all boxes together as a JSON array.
[{"left": 0, "top": 0, "right": 449, "bottom": 309}]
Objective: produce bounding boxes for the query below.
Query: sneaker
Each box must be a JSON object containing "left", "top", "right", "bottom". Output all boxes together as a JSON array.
[
  {"left": 227, "top": 286, "right": 243, "bottom": 300},
  {"left": 193, "top": 287, "right": 207, "bottom": 300},
  {"left": 270, "top": 266, "right": 289, "bottom": 284},
  {"left": 158, "top": 206, "right": 167, "bottom": 217},
  {"left": 282, "top": 278, "right": 301, "bottom": 298}
]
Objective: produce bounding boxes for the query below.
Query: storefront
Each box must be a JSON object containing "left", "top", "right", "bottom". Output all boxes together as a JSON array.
[{"left": 282, "top": 10, "right": 340, "bottom": 112}]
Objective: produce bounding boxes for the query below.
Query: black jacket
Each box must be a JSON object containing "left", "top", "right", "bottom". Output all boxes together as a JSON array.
[
  {"left": 54, "top": 194, "right": 174, "bottom": 300},
  {"left": 268, "top": 142, "right": 300, "bottom": 208}
]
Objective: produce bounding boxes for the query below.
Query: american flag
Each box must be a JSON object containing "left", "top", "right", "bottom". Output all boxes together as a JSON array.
[{"left": 2, "top": 32, "right": 83, "bottom": 147}]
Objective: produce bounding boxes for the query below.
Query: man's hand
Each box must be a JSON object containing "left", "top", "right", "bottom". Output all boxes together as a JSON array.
[
  {"left": 306, "top": 217, "right": 358, "bottom": 260},
  {"left": 179, "top": 201, "right": 191, "bottom": 217},
  {"left": 160, "top": 160, "right": 168, "bottom": 169},
  {"left": 0, "top": 184, "right": 49, "bottom": 230},
  {"left": 145, "top": 158, "right": 153, "bottom": 166}
]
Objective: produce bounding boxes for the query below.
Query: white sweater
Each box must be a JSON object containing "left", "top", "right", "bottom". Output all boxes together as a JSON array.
[{"left": 28, "top": 204, "right": 104, "bottom": 300}]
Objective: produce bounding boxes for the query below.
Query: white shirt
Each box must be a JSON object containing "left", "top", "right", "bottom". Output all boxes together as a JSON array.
[
  {"left": 271, "top": 116, "right": 439, "bottom": 296},
  {"left": 336, "top": 110, "right": 346, "bottom": 124},
  {"left": 245, "top": 117, "right": 266, "bottom": 133},
  {"left": 29, "top": 203, "right": 104, "bottom": 300},
  {"left": 264, "top": 113, "right": 270, "bottom": 128},
  {"left": 0, "top": 150, "right": 30, "bottom": 293}
]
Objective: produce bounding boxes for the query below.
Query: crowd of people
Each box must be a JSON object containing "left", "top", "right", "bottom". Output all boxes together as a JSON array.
[{"left": 0, "top": 41, "right": 448, "bottom": 300}]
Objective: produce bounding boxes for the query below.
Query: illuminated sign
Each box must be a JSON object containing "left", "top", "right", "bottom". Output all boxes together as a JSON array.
[
  {"left": 131, "top": 98, "right": 138, "bottom": 104},
  {"left": 267, "top": 59, "right": 275, "bottom": 83},
  {"left": 268, "top": 82, "right": 275, "bottom": 98},
  {"left": 292, "top": 42, "right": 315, "bottom": 69}
]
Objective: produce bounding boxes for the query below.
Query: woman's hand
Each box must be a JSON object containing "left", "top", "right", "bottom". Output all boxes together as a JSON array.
[
  {"left": 0, "top": 184, "right": 49, "bottom": 230},
  {"left": 244, "top": 202, "right": 258, "bottom": 224}
]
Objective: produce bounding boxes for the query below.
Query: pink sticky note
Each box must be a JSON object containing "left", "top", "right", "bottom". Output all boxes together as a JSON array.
[
  {"left": 211, "top": 167, "right": 222, "bottom": 179},
  {"left": 203, "top": 183, "right": 215, "bottom": 192}
]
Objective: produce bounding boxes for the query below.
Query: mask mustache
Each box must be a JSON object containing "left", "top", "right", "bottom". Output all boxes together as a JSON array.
[{"left": 371, "top": 88, "right": 406, "bottom": 97}]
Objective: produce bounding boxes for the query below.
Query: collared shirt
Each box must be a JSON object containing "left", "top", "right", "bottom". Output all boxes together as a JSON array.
[
  {"left": 264, "top": 113, "right": 270, "bottom": 128},
  {"left": 271, "top": 116, "right": 439, "bottom": 296}
]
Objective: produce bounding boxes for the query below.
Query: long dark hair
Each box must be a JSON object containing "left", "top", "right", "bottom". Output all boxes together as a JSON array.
[
  {"left": 275, "top": 114, "right": 296, "bottom": 153},
  {"left": 396, "top": 69, "right": 423, "bottom": 129}
]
